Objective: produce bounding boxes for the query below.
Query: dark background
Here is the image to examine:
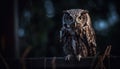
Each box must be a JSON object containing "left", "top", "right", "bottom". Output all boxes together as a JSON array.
[{"left": 1, "top": 0, "right": 120, "bottom": 59}]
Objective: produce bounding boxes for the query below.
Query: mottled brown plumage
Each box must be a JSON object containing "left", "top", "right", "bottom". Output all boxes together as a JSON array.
[{"left": 60, "top": 9, "right": 96, "bottom": 61}]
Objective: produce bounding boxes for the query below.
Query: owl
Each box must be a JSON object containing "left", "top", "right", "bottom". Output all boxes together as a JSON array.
[{"left": 60, "top": 9, "right": 96, "bottom": 61}]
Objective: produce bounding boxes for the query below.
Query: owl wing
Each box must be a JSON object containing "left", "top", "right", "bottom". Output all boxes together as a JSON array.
[
  {"left": 82, "top": 13, "right": 96, "bottom": 56},
  {"left": 85, "top": 13, "right": 96, "bottom": 47},
  {"left": 85, "top": 26, "right": 96, "bottom": 47},
  {"left": 83, "top": 25, "right": 96, "bottom": 56}
]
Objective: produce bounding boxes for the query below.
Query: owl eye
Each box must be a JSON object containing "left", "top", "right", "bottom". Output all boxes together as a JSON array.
[
  {"left": 64, "top": 13, "right": 73, "bottom": 20},
  {"left": 78, "top": 16, "right": 82, "bottom": 20},
  {"left": 67, "top": 16, "right": 73, "bottom": 20}
]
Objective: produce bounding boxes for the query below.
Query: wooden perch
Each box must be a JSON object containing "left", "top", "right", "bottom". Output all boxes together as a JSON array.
[
  {"left": 94, "top": 45, "right": 112, "bottom": 69},
  {"left": 18, "top": 45, "right": 112, "bottom": 69},
  {"left": 5, "top": 56, "right": 120, "bottom": 69},
  {"left": 23, "top": 57, "right": 96, "bottom": 69}
]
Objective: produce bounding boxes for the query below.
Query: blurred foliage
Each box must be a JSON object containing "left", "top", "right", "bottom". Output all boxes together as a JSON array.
[{"left": 18, "top": 0, "right": 120, "bottom": 57}]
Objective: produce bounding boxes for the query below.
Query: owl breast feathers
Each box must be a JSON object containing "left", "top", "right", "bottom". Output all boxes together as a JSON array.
[{"left": 60, "top": 9, "right": 96, "bottom": 61}]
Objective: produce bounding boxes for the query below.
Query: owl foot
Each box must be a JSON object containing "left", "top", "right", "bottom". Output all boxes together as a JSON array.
[
  {"left": 77, "top": 54, "right": 82, "bottom": 61},
  {"left": 65, "top": 54, "right": 72, "bottom": 61}
]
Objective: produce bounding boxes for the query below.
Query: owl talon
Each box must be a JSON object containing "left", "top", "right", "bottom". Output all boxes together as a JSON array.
[
  {"left": 65, "top": 54, "right": 72, "bottom": 61},
  {"left": 77, "top": 54, "right": 82, "bottom": 61}
]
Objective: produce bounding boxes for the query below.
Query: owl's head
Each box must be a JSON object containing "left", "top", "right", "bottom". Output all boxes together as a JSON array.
[{"left": 62, "top": 9, "right": 90, "bottom": 29}]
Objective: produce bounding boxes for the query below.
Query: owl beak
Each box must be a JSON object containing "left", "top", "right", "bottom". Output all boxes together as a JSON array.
[
  {"left": 70, "top": 22, "right": 76, "bottom": 29},
  {"left": 75, "top": 22, "right": 77, "bottom": 27}
]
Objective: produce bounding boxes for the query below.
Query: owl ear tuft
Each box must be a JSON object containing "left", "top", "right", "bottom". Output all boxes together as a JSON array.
[
  {"left": 63, "top": 10, "right": 69, "bottom": 15},
  {"left": 82, "top": 10, "right": 89, "bottom": 14}
]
